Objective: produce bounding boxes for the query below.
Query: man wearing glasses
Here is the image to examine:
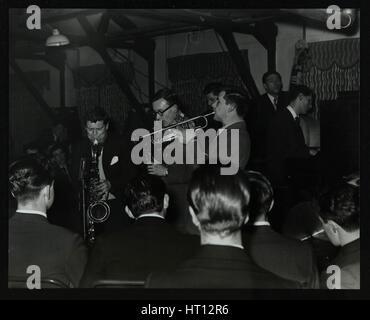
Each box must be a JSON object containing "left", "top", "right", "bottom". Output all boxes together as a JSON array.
[
  {"left": 70, "top": 107, "right": 135, "bottom": 235},
  {"left": 148, "top": 88, "right": 199, "bottom": 235}
]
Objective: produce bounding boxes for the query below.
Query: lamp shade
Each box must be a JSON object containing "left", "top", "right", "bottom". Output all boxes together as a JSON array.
[{"left": 45, "top": 29, "right": 70, "bottom": 47}]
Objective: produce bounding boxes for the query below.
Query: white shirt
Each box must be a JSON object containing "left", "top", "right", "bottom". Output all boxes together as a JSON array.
[
  {"left": 287, "top": 105, "right": 299, "bottom": 120},
  {"left": 253, "top": 221, "right": 271, "bottom": 227},
  {"left": 267, "top": 93, "right": 278, "bottom": 110},
  {"left": 137, "top": 213, "right": 165, "bottom": 220},
  {"left": 16, "top": 209, "right": 47, "bottom": 219}
]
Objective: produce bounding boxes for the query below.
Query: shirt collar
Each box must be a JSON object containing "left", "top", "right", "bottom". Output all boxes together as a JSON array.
[
  {"left": 202, "top": 243, "right": 245, "bottom": 250},
  {"left": 137, "top": 213, "right": 165, "bottom": 220},
  {"left": 16, "top": 210, "right": 47, "bottom": 219},
  {"left": 267, "top": 93, "right": 277, "bottom": 105},
  {"left": 287, "top": 105, "right": 298, "bottom": 120},
  {"left": 222, "top": 120, "right": 245, "bottom": 129},
  {"left": 253, "top": 221, "right": 271, "bottom": 227}
]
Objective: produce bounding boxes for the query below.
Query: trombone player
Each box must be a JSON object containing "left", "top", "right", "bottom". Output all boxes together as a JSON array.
[{"left": 148, "top": 88, "right": 200, "bottom": 235}]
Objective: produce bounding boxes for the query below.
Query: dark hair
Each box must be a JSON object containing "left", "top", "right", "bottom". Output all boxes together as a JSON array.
[
  {"left": 245, "top": 171, "right": 274, "bottom": 223},
  {"left": 318, "top": 184, "right": 359, "bottom": 232},
  {"left": 9, "top": 156, "right": 53, "bottom": 204},
  {"left": 188, "top": 165, "right": 250, "bottom": 235},
  {"left": 289, "top": 85, "right": 313, "bottom": 103},
  {"left": 84, "top": 107, "right": 109, "bottom": 125},
  {"left": 220, "top": 87, "right": 249, "bottom": 117},
  {"left": 203, "top": 82, "right": 223, "bottom": 95},
  {"left": 152, "top": 88, "right": 179, "bottom": 108},
  {"left": 124, "top": 174, "right": 167, "bottom": 217},
  {"left": 262, "top": 71, "right": 282, "bottom": 84},
  {"left": 23, "top": 141, "right": 41, "bottom": 154},
  {"left": 48, "top": 143, "right": 68, "bottom": 156}
]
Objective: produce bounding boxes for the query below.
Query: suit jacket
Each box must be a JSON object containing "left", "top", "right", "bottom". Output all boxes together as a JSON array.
[
  {"left": 80, "top": 217, "right": 198, "bottom": 287},
  {"left": 320, "top": 239, "right": 360, "bottom": 289},
  {"left": 266, "top": 107, "right": 310, "bottom": 185},
  {"left": 9, "top": 213, "right": 88, "bottom": 288},
  {"left": 71, "top": 134, "right": 136, "bottom": 200},
  {"left": 248, "top": 92, "right": 288, "bottom": 160},
  {"left": 147, "top": 244, "right": 300, "bottom": 288},
  {"left": 243, "top": 225, "right": 319, "bottom": 287},
  {"left": 208, "top": 120, "right": 251, "bottom": 170}
]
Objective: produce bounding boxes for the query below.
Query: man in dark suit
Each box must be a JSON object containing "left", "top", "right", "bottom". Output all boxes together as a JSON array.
[
  {"left": 266, "top": 85, "right": 313, "bottom": 187},
  {"left": 70, "top": 107, "right": 136, "bottom": 235},
  {"left": 8, "top": 157, "right": 87, "bottom": 288},
  {"left": 318, "top": 183, "right": 359, "bottom": 289},
  {"left": 80, "top": 174, "right": 197, "bottom": 287},
  {"left": 209, "top": 87, "right": 251, "bottom": 171},
  {"left": 147, "top": 165, "right": 300, "bottom": 288},
  {"left": 248, "top": 71, "right": 288, "bottom": 164},
  {"left": 242, "top": 170, "right": 319, "bottom": 288}
]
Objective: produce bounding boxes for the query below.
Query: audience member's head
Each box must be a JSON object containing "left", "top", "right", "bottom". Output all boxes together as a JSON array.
[
  {"left": 289, "top": 85, "right": 313, "bottom": 115},
  {"left": 23, "top": 141, "right": 41, "bottom": 156},
  {"left": 48, "top": 143, "right": 68, "bottom": 168},
  {"left": 124, "top": 174, "right": 169, "bottom": 219},
  {"left": 188, "top": 165, "right": 250, "bottom": 239},
  {"left": 84, "top": 107, "right": 110, "bottom": 145},
  {"left": 212, "top": 87, "right": 249, "bottom": 125},
  {"left": 262, "top": 71, "right": 283, "bottom": 96},
  {"left": 152, "top": 88, "right": 186, "bottom": 127},
  {"left": 203, "top": 82, "right": 223, "bottom": 108},
  {"left": 318, "top": 183, "right": 359, "bottom": 247},
  {"left": 9, "top": 156, "right": 54, "bottom": 211},
  {"left": 245, "top": 171, "right": 274, "bottom": 224}
]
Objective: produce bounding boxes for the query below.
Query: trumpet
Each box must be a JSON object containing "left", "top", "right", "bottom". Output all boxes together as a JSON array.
[{"left": 142, "top": 111, "right": 215, "bottom": 143}]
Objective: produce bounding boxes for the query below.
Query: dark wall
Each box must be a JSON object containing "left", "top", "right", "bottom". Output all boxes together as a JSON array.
[{"left": 320, "top": 91, "right": 359, "bottom": 183}]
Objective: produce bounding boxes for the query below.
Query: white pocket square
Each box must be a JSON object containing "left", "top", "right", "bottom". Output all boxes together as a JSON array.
[{"left": 110, "top": 156, "right": 119, "bottom": 165}]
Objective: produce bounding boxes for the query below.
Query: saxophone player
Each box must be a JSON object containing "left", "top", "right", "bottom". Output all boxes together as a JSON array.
[{"left": 70, "top": 107, "right": 136, "bottom": 235}]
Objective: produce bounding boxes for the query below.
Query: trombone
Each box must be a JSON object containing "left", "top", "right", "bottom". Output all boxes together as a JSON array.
[{"left": 142, "top": 111, "right": 215, "bottom": 143}]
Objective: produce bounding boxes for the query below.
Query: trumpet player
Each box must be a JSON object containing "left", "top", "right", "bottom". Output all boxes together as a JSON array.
[{"left": 70, "top": 107, "right": 136, "bottom": 235}]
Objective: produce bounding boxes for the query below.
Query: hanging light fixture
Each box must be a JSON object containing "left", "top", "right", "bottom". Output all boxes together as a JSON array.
[{"left": 45, "top": 29, "right": 70, "bottom": 47}]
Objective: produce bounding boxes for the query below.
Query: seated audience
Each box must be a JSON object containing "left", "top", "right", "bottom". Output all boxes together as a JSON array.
[
  {"left": 80, "top": 174, "right": 198, "bottom": 287},
  {"left": 242, "top": 171, "right": 319, "bottom": 288},
  {"left": 8, "top": 156, "right": 87, "bottom": 288},
  {"left": 318, "top": 183, "right": 360, "bottom": 289},
  {"left": 147, "top": 165, "right": 300, "bottom": 288}
]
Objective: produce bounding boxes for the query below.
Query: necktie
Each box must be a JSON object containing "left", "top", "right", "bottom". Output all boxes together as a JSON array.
[{"left": 295, "top": 116, "right": 300, "bottom": 125}]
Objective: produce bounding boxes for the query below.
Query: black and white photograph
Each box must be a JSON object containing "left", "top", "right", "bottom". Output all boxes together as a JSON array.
[{"left": 4, "top": 2, "right": 363, "bottom": 300}]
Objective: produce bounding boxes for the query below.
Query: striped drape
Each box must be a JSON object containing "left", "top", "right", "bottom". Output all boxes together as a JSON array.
[{"left": 302, "top": 38, "right": 360, "bottom": 117}]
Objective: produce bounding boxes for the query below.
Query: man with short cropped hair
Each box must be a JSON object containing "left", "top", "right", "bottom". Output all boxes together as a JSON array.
[
  {"left": 248, "top": 71, "right": 288, "bottom": 163},
  {"left": 266, "top": 85, "right": 313, "bottom": 186},
  {"left": 243, "top": 170, "right": 319, "bottom": 288},
  {"left": 80, "top": 174, "right": 197, "bottom": 287},
  {"left": 318, "top": 183, "right": 360, "bottom": 289},
  {"left": 210, "top": 87, "right": 251, "bottom": 170},
  {"left": 147, "top": 165, "right": 299, "bottom": 288},
  {"left": 8, "top": 157, "right": 87, "bottom": 288}
]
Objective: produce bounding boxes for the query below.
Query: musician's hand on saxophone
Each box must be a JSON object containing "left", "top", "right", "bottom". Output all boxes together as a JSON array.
[{"left": 94, "top": 180, "right": 111, "bottom": 199}]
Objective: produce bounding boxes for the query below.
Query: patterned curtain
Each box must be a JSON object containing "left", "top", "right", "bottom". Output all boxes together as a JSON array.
[
  {"left": 302, "top": 38, "right": 360, "bottom": 117},
  {"left": 9, "top": 71, "right": 52, "bottom": 160},
  {"left": 167, "top": 50, "right": 250, "bottom": 116},
  {"left": 74, "top": 63, "right": 134, "bottom": 135}
]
